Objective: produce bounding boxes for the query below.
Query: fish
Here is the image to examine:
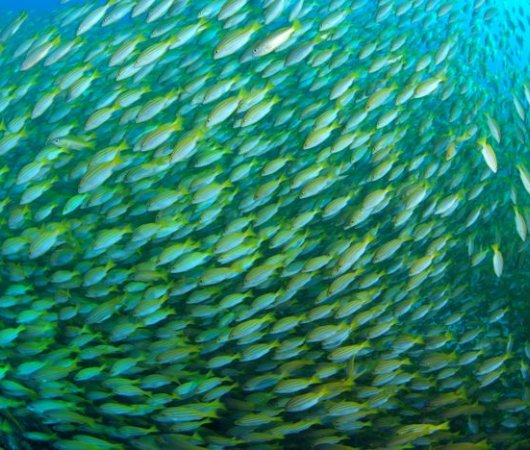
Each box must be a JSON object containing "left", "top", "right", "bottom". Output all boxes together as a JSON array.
[{"left": 0, "top": 0, "right": 526, "bottom": 449}]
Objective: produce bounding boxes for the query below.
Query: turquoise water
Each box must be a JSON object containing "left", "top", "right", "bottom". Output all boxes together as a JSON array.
[
  {"left": 0, "top": 1, "right": 529, "bottom": 449},
  {"left": 0, "top": 0, "right": 68, "bottom": 11}
]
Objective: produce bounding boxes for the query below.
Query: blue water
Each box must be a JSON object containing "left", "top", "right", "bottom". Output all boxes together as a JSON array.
[{"left": 0, "top": 0, "right": 75, "bottom": 11}]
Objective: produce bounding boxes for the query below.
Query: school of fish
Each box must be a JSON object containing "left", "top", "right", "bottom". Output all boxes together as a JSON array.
[{"left": 0, "top": 0, "right": 529, "bottom": 448}]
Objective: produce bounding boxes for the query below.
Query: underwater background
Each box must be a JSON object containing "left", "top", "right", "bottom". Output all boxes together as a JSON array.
[
  {"left": 0, "top": 0, "right": 73, "bottom": 12},
  {"left": 0, "top": 0, "right": 529, "bottom": 449}
]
